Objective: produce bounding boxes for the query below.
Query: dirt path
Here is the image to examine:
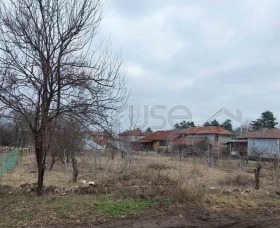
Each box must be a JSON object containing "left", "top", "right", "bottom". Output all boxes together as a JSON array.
[
  {"left": 93, "top": 214, "right": 280, "bottom": 228},
  {"left": 221, "top": 215, "right": 280, "bottom": 228},
  {"left": 32, "top": 214, "right": 280, "bottom": 228}
]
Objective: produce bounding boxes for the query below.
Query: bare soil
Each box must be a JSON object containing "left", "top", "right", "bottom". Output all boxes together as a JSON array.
[
  {"left": 31, "top": 208, "right": 280, "bottom": 228},
  {"left": 94, "top": 213, "right": 280, "bottom": 228},
  {"left": 1, "top": 152, "right": 280, "bottom": 227}
]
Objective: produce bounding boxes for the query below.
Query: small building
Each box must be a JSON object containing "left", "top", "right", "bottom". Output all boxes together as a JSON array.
[
  {"left": 88, "top": 131, "right": 104, "bottom": 141},
  {"left": 84, "top": 131, "right": 104, "bottom": 150},
  {"left": 139, "top": 130, "right": 180, "bottom": 151},
  {"left": 99, "top": 138, "right": 124, "bottom": 151},
  {"left": 118, "top": 129, "right": 146, "bottom": 141},
  {"left": 174, "top": 126, "right": 233, "bottom": 154},
  {"left": 237, "top": 128, "right": 280, "bottom": 159},
  {"left": 139, "top": 126, "right": 233, "bottom": 153},
  {"left": 118, "top": 129, "right": 147, "bottom": 150}
]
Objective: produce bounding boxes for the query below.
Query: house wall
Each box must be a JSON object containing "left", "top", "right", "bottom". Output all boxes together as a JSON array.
[
  {"left": 152, "top": 141, "right": 167, "bottom": 151},
  {"left": 186, "top": 134, "right": 232, "bottom": 144},
  {"left": 219, "top": 135, "right": 233, "bottom": 144},
  {"left": 184, "top": 134, "right": 232, "bottom": 154},
  {"left": 248, "top": 138, "right": 280, "bottom": 158}
]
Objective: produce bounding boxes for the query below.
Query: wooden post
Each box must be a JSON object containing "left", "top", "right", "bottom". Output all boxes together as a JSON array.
[{"left": 254, "top": 163, "right": 262, "bottom": 189}]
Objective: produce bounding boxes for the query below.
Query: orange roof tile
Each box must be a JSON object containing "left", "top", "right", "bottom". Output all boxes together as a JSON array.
[
  {"left": 99, "top": 138, "right": 121, "bottom": 145},
  {"left": 139, "top": 130, "right": 181, "bottom": 141},
  {"left": 237, "top": 128, "right": 280, "bottom": 139},
  {"left": 118, "top": 129, "right": 146, "bottom": 136},
  {"left": 181, "top": 126, "right": 233, "bottom": 135}
]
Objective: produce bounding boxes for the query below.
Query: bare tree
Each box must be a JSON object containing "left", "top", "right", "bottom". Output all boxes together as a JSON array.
[
  {"left": 50, "top": 117, "right": 84, "bottom": 182},
  {"left": 0, "top": 114, "right": 31, "bottom": 147},
  {"left": 0, "top": 0, "right": 127, "bottom": 195}
]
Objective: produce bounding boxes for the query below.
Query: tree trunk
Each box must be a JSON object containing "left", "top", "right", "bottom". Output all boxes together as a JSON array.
[
  {"left": 254, "top": 163, "right": 262, "bottom": 189},
  {"left": 35, "top": 145, "right": 46, "bottom": 196},
  {"left": 111, "top": 149, "right": 115, "bottom": 160},
  {"left": 72, "top": 156, "right": 79, "bottom": 183},
  {"left": 34, "top": 128, "right": 48, "bottom": 196},
  {"left": 49, "top": 153, "right": 55, "bottom": 171},
  {"left": 37, "top": 163, "right": 45, "bottom": 195}
]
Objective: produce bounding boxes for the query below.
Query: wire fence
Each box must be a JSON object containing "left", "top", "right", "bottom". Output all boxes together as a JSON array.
[{"left": 0, "top": 149, "right": 20, "bottom": 177}]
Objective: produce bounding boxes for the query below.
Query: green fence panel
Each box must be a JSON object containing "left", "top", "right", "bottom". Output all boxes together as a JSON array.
[{"left": 0, "top": 149, "right": 19, "bottom": 177}]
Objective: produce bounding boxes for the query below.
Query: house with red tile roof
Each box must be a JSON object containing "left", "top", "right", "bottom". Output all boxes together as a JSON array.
[
  {"left": 118, "top": 129, "right": 147, "bottom": 150},
  {"left": 118, "top": 129, "right": 146, "bottom": 140},
  {"left": 180, "top": 126, "right": 233, "bottom": 138},
  {"left": 170, "top": 126, "right": 233, "bottom": 154},
  {"left": 84, "top": 131, "right": 104, "bottom": 150},
  {"left": 233, "top": 128, "right": 280, "bottom": 158},
  {"left": 88, "top": 131, "right": 104, "bottom": 141},
  {"left": 139, "top": 126, "right": 233, "bottom": 153},
  {"left": 139, "top": 130, "right": 180, "bottom": 151}
]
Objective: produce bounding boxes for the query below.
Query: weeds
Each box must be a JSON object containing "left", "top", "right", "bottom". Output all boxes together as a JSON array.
[
  {"left": 169, "top": 183, "right": 205, "bottom": 203},
  {"left": 2, "top": 152, "right": 280, "bottom": 226},
  {"left": 0, "top": 193, "right": 154, "bottom": 226},
  {"left": 147, "top": 163, "right": 171, "bottom": 171},
  {"left": 218, "top": 174, "right": 255, "bottom": 187}
]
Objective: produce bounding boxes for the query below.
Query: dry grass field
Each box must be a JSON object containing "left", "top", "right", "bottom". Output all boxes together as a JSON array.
[{"left": 1, "top": 151, "right": 280, "bottom": 227}]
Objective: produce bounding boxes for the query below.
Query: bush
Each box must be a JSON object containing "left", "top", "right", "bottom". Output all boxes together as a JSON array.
[{"left": 170, "top": 184, "right": 205, "bottom": 203}]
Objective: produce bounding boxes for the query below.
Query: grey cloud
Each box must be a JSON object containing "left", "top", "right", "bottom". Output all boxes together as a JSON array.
[{"left": 100, "top": 0, "right": 280, "bottom": 129}]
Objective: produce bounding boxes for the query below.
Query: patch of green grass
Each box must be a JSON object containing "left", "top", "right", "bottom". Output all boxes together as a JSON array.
[
  {"left": 96, "top": 196, "right": 152, "bottom": 216},
  {"left": 161, "top": 197, "right": 173, "bottom": 206},
  {"left": 254, "top": 195, "right": 280, "bottom": 206},
  {"left": 0, "top": 195, "right": 14, "bottom": 204},
  {"left": 14, "top": 211, "right": 35, "bottom": 221},
  {"left": 0, "top": 194, "right": 155, "bottom": 226}
]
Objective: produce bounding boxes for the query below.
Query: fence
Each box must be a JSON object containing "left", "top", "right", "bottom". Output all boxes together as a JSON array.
[{"left": 0, "top": 149, "right": 20, "bottom": 177}]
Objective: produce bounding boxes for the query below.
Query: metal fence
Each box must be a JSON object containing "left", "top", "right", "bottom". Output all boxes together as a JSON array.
[{"left": 0, "top": 149, "right": 19, "bottom": 177}]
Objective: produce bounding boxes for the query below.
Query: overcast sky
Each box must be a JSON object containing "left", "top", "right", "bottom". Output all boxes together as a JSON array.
[{"left": 97, "top": 0, "right": 280, "bottom": 130}]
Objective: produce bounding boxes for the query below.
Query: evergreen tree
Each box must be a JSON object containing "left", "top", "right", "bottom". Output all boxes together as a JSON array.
[
  {"left": 204, "top": 119, "right": 219, "bottom": 126},
  {"left": 174, "top": 120, "right": 195, "bottom": 129},
  {"left": 221, "top": 119, "right": 233, "bottom": 132},
  {"left": 251, "top": 110, "right": 278, "bottom": 130},
  {"left": 145, "top": 127, "right": 153, "bottom": 133}
]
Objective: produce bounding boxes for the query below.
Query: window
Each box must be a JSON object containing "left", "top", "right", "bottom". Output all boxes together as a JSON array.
[{"left": 159, "top": 141, "right": 166, "bottom": 146}]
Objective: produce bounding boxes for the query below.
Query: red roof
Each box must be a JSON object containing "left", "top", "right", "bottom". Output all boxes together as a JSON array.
[
  {"left": 139, "top": 130, "right": 180, "bottom": 142},
  {"left": 89, "top": 131, "right": 104, "bottom": 136},
  {"left": 238, "top": 128, "right": 280, "bottom": 139},
  {"left": 139, "top": 126, "right": 232, "bottom": 143},
  {"left": 118, "top": 129, "right": 146, "bottom": 136},
  {"left": 181, "top": 126, "right": 233, "bottom": 136},
  {"left": 99, "top": 138, "right": 121, "bottom": 145}
]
